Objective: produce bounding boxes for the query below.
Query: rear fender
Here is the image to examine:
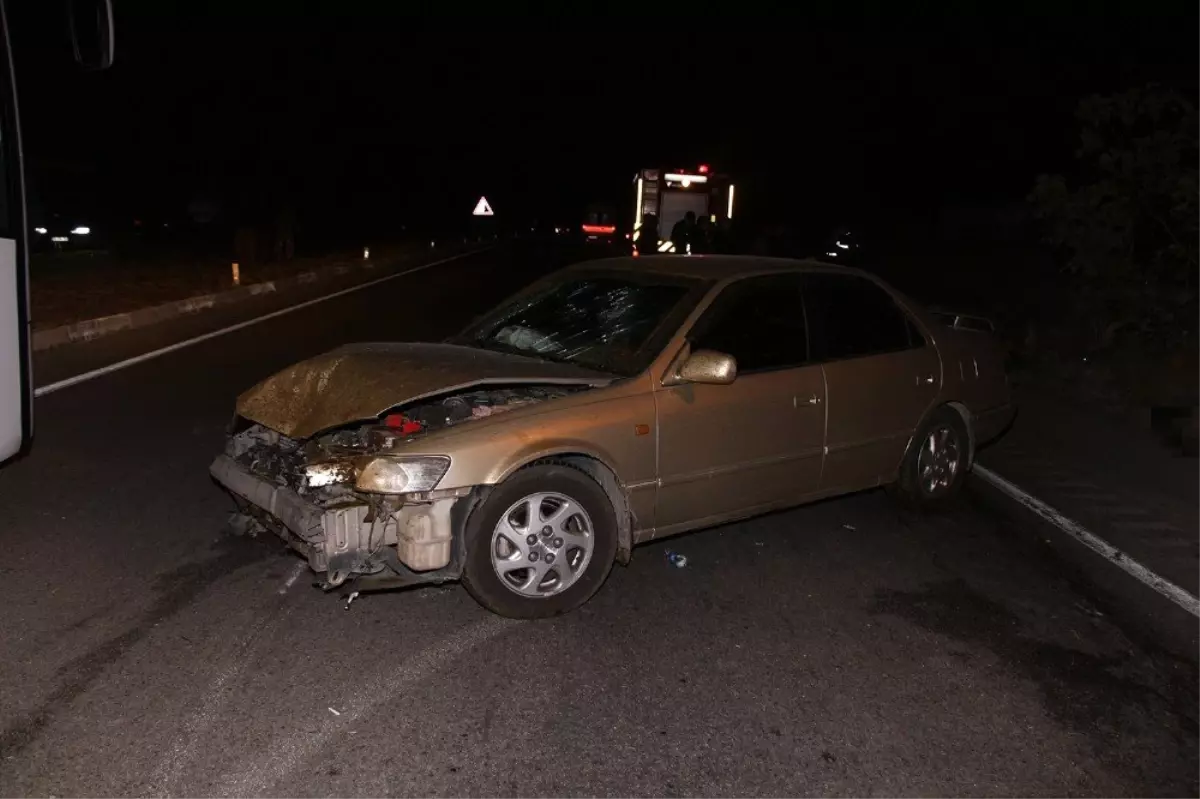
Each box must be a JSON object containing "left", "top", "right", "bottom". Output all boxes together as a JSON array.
[{"left": 893, "top": 401, "right": 976, "bottom": 482}]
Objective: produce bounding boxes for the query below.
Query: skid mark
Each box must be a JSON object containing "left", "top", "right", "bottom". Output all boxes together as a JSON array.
[
  {"left": 213, "top": 616, "right": 515, "bottom": 797},
  {"left": 151, "top": 601, "right": 295, "bottom": 797}
]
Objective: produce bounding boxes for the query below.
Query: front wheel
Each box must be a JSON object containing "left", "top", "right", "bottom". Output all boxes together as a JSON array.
[
  {"left": 462, "top": 462, "right": 618, "bottom": 618},
  {"left": 889, "top": 407, "right": 971, "bottom": 511}
]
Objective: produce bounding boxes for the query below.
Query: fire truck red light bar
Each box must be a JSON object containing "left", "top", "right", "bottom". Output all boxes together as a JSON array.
[{"left": 582, "top": 224, "right": 616, "bottom": 234}]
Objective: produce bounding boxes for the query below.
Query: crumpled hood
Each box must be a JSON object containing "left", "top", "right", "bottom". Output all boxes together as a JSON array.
[{"left": 236, "top": 342, "right": 612, "bottom": 439}]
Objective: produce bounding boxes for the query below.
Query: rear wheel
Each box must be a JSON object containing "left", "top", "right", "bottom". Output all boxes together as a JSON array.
[
  {"left": 462, "top": 462, "right": 618, "bottom": 618},
  {"left": 890, "top": 407, "right": 970, "bottom": 511}
]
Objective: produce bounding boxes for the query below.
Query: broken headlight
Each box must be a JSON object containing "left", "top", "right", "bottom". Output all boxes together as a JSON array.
[
  {"left": 355, "top": 455, "right": 451, "bottom": 494},
  {"left": 304, "top": 459, "right": 357, "bottom": 488}
]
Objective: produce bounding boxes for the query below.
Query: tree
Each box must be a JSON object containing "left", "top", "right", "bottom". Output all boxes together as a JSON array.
[{"left": 1030, "top": 84, "right": 1198, "bottom": 353}]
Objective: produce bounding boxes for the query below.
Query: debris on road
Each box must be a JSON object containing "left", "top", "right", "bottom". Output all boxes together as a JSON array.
[
  {"left": 328, "top": 707, "right": 341, "bottom": 716},
  {"left": 666, "top": 550, "right": 688, "bottom": 568},
  {"left": 842, "top": 524, "right": 857, "bottom": 531},
  {"left": 344, "top": 591, "right": 360, "bottom": 610}
]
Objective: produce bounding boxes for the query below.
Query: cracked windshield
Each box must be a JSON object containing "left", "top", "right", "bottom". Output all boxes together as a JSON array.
[{"left": 464, "top": 276, "right": 692, "bottom": 374}]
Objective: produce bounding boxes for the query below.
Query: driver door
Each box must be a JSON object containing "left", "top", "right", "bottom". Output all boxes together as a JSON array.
[{"left": 653, "top": 274, "right": 826, "bottom": 534}]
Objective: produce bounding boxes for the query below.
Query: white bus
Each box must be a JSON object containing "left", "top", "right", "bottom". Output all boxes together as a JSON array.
[{"left": 0, "top": 0, "right": 112, "bottom": 463}]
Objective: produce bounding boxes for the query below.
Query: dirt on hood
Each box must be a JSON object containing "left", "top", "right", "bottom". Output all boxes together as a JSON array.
[{"left": 235, "top": 342, "right": 612, "bottom": 439}]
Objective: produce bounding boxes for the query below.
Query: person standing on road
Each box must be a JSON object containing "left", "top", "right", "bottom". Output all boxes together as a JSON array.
[
  {"left": 671, "top": 210, "right": 695, "bottom": 254},
  {"left": 636, "top": 213, "right": 659, "bottom": 255}
]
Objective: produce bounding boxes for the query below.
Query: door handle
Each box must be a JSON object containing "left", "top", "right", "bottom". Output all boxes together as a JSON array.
[
  {"left": 805, "top": 394, "right": 821, "bottom": 406},
  {"left": 917, "top": 374, "right": 935, "bottom": 386}
]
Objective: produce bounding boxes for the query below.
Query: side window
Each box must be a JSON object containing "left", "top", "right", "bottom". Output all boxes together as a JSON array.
[
  {"left": 689, "top": 275, "right": 808, "bottom": 373},
  {"left": 803, "top": 273, "right": 920, "bottom": 361}
]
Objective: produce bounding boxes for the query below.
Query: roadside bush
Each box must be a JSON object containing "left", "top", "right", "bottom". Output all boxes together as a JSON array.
[{"left": 1029, "top": 85, "right": 1198, "bottom": 357}]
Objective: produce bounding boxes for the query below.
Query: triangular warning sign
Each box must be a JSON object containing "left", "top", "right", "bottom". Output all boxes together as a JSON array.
[{"left": 472, "top": 196, "right": 494, "bottom": 217}]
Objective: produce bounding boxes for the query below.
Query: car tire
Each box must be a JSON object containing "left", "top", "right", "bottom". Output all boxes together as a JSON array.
[
  {"left": 462, "top": 461, "right": 618, "bottom": 619},
  {"left": 889, "top": 406, "right": 971, "bottom": 512}
]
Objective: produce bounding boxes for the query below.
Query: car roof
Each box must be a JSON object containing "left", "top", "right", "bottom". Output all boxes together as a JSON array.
[{"left": 563, "top": 254, "right": 876, "bottom": 283}]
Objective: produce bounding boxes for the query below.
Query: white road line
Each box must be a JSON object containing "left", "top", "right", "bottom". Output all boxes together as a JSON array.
[
  {"left": 33, "top": 247, "right": 495, "bottom": 398},
  {"left": 974, "top": 464, "right": 1200, "bottom": 618}
]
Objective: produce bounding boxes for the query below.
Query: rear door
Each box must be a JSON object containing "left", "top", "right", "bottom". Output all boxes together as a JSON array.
[
  {"left": 803, "top": 272, "right": 940, "bottom": 492},
  {"left": 0, "top": 2, "right": 29, "bottom": 462}
]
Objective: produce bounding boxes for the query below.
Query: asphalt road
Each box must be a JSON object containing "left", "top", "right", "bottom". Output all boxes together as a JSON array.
[{"left": 2, "top": 242, "right": 1196, "bottom": 797}]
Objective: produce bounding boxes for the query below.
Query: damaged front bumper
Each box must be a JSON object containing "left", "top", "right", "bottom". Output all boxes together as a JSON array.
[{"left": 210, "top": 451, "right": 475, "bottom": 592}]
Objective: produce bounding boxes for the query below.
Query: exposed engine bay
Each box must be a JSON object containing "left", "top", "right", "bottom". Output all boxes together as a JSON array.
[{"left": 210, "top": 385, "right": 586, "bottom": 590}]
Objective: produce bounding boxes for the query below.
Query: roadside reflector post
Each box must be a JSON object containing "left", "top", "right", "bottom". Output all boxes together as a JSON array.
[
  {"left": 363, "top": 246, "right": 370, "bottom": 260},
  {"left": 231, "top": 262, "right": 240, "bottom": 286}
]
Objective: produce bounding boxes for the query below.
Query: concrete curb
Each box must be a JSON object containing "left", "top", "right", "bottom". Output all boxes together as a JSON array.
[
  {"left": 31, "top": 245, "right": 467, "bottom": 352},
  {"left": 966, "top": 470, "right": 1199, "bottom": 665}
]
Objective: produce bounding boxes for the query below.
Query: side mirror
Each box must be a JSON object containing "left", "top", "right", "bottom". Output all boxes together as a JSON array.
[{"left": 676, "top": 349, "right": 737, "bottom": 385}]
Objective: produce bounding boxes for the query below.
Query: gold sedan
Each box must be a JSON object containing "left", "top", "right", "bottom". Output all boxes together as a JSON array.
[{"left": 211, "top": 256, "right": 1014, "bottom": 617}]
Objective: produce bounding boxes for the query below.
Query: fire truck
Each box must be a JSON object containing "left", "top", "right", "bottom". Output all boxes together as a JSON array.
[{"left": 632, "top": 165, "right": 735, "bottom": 253}]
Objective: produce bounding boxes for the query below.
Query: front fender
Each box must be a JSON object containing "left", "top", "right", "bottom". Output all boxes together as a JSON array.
[{"left": 488, "top": 438, "right": 623, "bottom": 485}]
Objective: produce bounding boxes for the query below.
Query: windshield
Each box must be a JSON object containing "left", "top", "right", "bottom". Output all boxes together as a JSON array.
[{"left": 459, "top": 273, "right": 703, "bottom": 376}]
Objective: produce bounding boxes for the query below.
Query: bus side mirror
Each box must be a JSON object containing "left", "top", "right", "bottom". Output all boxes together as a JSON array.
[{"left": 68, "top": 0, "right": 115, "bottom": 71}]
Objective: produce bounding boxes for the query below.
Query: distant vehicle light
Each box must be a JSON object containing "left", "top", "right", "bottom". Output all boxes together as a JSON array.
[
  {"left": 34, "top": 227, "right": 47, "bottom": 234},
  {"left": 71, "top": 226, "right": 91, "bottom": 235},
  {"left": 51, "top": 236, "right": 69, "bottom": 242},
  {"left": 836, "top": 241, "right": 849, "bottom": 249},
  {"left": 698, "top": 164, "right": 709, "bottom": 174},
  {"left": 826, "top": 251, "right": 839, "bottom": 257}
]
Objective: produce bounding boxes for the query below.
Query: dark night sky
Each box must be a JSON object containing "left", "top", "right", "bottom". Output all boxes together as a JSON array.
[{"left": 10, "top": 4, "right": 1198, "bottom": 246}]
